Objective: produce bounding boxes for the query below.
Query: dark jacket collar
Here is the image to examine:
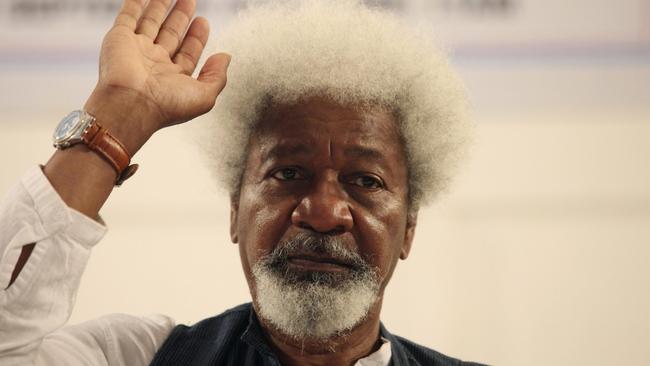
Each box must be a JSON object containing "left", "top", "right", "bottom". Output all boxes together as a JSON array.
[{"left": 240, "top": 304, "right": 415, "bottom": 366}]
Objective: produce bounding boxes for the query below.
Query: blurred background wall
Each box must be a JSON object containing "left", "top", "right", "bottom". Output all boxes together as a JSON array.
[{"left": 1, "top": 0, "right": 649, "bottom": 365}]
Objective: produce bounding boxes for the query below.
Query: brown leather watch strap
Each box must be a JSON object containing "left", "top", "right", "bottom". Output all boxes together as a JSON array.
[{"left": 82, "top": 121, "right": 138, "bottom": 186}]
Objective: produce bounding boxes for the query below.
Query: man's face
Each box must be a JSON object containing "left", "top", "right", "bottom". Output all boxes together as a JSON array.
[{"left": 230, "top": 97, "right": 417, "bottom": 338}]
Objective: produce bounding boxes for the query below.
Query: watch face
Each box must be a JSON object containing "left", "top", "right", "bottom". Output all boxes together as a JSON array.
[{"left": 53, "top": 110, "right": 83, "bottom": 143}]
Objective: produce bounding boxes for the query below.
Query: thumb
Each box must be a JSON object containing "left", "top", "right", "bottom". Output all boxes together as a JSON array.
[{"left": 197, "top": 53, "right": 231, "bottom": 95}]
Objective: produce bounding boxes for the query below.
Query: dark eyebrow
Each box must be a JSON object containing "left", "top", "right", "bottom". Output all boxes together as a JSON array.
[
  {"left": 261, "top": 143, "right": 315, "bottom": 161},
  {"left": 343, "top": 146, "right": 387, "bottom": 163}
]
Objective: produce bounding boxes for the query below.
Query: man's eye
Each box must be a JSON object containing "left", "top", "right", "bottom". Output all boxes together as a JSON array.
[
  {"left": 351, "top": 175, "right": 383, "bottom": 189},
  {"left": 272, "top": 168, "right": 304, "bottom": 181}
]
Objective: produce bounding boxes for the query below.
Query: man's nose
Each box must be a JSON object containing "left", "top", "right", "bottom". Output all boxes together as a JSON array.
[{"left": 291, "top": 176, "right": 353, "bottom": 235}]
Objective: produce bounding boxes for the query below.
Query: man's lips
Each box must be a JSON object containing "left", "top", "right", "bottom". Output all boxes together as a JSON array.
[{"left": 287, "top": 255, "right": 353, "bottom": 272}]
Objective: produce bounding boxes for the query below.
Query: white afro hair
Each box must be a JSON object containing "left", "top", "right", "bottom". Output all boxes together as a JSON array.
[{"left": 201, "top": 0, "right": 472, "bottom": 209}]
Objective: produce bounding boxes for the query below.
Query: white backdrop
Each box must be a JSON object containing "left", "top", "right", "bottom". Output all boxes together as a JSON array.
[{"left": 1, "top": 1, "right": 650, "bottom": 365}]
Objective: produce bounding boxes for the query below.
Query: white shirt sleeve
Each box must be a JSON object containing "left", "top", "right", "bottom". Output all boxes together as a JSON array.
[{"left": 0, "top": 166, "right": 175, "bottom": 366}]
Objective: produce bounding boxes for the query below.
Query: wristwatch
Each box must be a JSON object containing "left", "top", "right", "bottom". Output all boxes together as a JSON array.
[{"left": 53, "top": 110, "right": 138, "bottom": 186}]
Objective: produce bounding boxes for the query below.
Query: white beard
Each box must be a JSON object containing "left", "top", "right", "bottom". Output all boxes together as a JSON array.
[{"left": 251, "top": 233, "right": 380, "bottom": 340}]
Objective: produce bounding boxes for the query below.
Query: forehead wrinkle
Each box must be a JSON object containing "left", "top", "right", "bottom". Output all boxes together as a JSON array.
[
  {"left": 328, "top": 139, "right": 333, "bottom": 160},
  {"left": 256, "top": 128, "right": 399, "bottom": 166}
]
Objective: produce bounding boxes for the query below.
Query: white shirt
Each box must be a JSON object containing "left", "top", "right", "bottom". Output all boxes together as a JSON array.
[{"left": 0, "top": 166, "right": 391, "bottom": 366}]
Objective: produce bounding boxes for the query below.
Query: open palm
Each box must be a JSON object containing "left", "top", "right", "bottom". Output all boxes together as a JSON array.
[{"left": 97, "top": 0, "right": 229, "bottom": 130}]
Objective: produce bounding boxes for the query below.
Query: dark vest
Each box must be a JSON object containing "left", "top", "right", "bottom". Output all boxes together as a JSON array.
[{"left": 149, "top": 303, "right": 486, "bottom": 366}]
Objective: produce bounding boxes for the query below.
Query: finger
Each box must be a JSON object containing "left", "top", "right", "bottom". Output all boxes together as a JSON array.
[
  {"left": 173, "top": 17, "right": 209, "bottom": 75},
  {"left": 134, "top": 0, "right": 173, "bottom": 40},
  {"left": 193, "top": 53, "right": 230, "bottom": 114},
  {"left": 155, "top": 0, "right": 196, "bottom": 56},
  {"left": 197, "top": 53, "right": 231, "bottom": 99},
  {"left": 113, "top": 0, "right": 146, "bottom": 30}
]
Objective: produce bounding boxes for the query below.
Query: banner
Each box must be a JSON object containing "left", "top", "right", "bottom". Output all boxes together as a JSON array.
[{"left": 1, "top": 0, "right": 648, "bottom": 63}]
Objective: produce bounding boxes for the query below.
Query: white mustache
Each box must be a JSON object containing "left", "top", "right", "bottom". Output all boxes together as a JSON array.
[{"left": 268, "top": 232, "right": 368, "bottom": 270}]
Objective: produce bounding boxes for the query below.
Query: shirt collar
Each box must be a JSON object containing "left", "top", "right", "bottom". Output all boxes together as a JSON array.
[{"left": 240, "top": 306, "right": 277, "bottom": 358}]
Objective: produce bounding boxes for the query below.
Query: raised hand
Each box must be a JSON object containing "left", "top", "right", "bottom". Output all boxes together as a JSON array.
[
  {"left": 43, "top": 0, "right": 230, "bottom": 218},
  {"left": 85, "top": 0, "right": 230, "bottom": 153}
]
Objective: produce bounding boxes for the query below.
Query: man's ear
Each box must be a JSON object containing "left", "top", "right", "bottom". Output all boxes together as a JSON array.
[
  {"left": 400, "top": 211, "right": 418, "bottom": 260},
  {"left": 230, "top": 194, "right": 239, "bottom": 244}
]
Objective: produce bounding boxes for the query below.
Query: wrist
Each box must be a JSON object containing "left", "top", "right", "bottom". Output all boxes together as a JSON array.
[{"left": 84, "top": 86, "right": 161, "bottom": 155}]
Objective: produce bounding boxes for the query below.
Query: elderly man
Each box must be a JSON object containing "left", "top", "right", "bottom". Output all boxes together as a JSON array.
[{"left": 0, "top": 0, "right": 482, "bottom": 365}]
